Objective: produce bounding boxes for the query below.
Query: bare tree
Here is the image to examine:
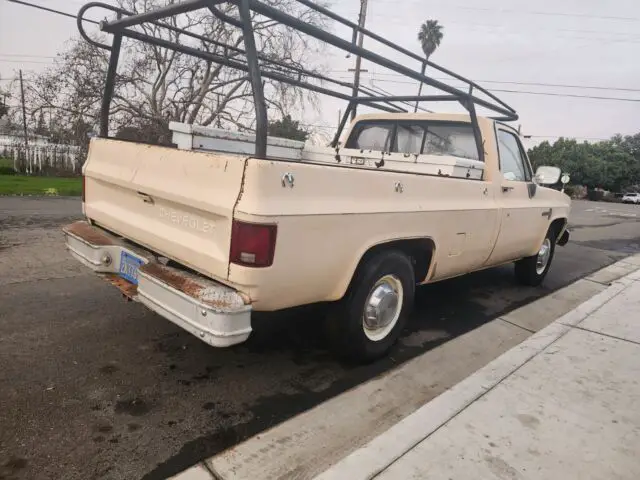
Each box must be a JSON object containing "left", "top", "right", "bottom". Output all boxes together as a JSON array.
[{"left": 20, "top": 0, "right": 326, "bottom": 145}]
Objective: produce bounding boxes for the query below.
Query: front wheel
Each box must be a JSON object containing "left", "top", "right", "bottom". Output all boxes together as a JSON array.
[
  {"left": 514, "top": 229, "right": 556, "bottom": 286},
  {"left": 325, "top": 250, "right": 415, "bottom": 363}
]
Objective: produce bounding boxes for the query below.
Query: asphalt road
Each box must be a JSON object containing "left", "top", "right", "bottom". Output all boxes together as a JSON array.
[{"left": 0, "top": 197, "right": 638, "bottom": 480}]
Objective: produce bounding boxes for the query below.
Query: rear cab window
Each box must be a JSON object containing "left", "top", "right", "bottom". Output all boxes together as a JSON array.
[{"left": 346, "top": 120, "right": 481, "bottom": 161}]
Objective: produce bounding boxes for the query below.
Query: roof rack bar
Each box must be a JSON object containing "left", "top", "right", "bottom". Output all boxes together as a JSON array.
[
  {"left": 425, "top": 60, "right": 516, "bottom": 114},
  {"left": 100, "top": 0, "right": 210, "bottom": 32},
  {"left": 294, "top": 0, "right": 511, "bottom": 113},
  {"left": 295, "top": 0, "right": 422, "bottom": 63},
  {"left": 207, "top": 4, "right": 243, "bottom": 28},
  {"left": 245, "top": 0, "right": 516, "bottom": 120},
  {"left": 93, "top": 2, "right": 407, "bottom": 114},
  {"left": 355, "top": 95, "right": 458, "bottom": 103},
  {"left": 80, "top": 0, "right": 519, "bottom": 146},
  {"left": 112, "top": 26, "right": 402, "bottom": 115}
]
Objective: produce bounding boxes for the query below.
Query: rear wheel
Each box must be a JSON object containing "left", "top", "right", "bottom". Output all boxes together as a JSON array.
[
  {"left": 326, "top": 250, "right": 415, "bottom": 363},
  {"left": 514, "top": 229, "right": 557, "bottom": 286}
]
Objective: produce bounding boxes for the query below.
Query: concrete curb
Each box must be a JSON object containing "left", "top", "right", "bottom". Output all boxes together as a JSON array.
[{"left": 314, "top": 264, "right": 639, "bottom": 480}]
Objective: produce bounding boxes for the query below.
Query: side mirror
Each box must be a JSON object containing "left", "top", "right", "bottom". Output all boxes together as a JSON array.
[{"left": 534, "top": 166, "right": 562, "bottom": 185}]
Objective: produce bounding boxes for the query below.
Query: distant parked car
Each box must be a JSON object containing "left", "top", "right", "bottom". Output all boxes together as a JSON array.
[{"left": 622, "top": 193, "right": 640, "bottom": 204}]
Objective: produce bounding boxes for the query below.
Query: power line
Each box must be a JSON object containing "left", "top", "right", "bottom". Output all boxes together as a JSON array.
[
  {"left": 6, "top": 1, "right": 639, "bottom": 105},
  {"left": 9, "top": 0, "right": 640, "bottom": 50},
  {"left": 526, "top": 135, "right": 610, "bottom": 141},
  {"left": 348, "top": 19, "right": 640, "bottom": 44},
  {"left": 360, "top": 17, "right": 640, "bottom": 44},
  {"left": 12, "top": 0, "right": 640, "bottom": 45},
  {"left": 5, "top": 0, "right": 99, "bottom": 24},
  {"left": 0, "top": 59, "right": 54, "bottom": 64},
  {"left": 467, "top": 88, "right": 640, "bottom": 103},
  {"left": 3, "top": 60, "right": 636, "bottom": 95},
  {"left": 339, "top": 77, "right": 640, "bottom": 102},
  {"left": 442, "top": 5, "right": 640, "bottom": 22},
  {"left": 331, "top": 71, "right": 640, "bottom": 93},
  {"left": 0, "top": 54, "right": 56, "bottom": 59},
  {"left": 361, "top": 1, "right": 640, "bottom": 22}
]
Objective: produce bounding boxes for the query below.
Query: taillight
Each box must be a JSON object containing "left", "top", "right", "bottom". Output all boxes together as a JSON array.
[{"left": 230, "top": 220, "right": 277, "bottom": 268}]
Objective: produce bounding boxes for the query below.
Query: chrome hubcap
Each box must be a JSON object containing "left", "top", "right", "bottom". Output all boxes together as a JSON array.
[
  {"left": 536, "top": 238, "right": 552, "bottom": 275},
  {"left": 363, "top": 275, "right": 403, "bottom": 342}
]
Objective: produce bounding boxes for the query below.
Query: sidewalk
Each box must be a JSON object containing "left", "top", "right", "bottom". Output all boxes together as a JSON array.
[{"left": 316, "top": 263, "right": 640, "bottom": 480}]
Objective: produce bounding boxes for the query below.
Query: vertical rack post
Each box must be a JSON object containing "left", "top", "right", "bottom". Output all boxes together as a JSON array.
[
  {"left": 237, "top": 0, "right": 268, "bottom": 158},
  {"left": 466, "top": 85, "right": 485, "bottom": 164},
  {"left": 99, "top": 14, "right": 123, "bottom": 138}
]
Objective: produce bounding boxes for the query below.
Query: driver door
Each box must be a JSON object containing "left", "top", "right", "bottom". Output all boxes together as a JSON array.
[{"left": 486, "top": 128, "right": 550, "bottom": 266}]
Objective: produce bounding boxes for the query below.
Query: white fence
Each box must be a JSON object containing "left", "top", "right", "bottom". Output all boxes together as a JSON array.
[{"left": 0, "top": 139, "right": 84, "bottom": 175}]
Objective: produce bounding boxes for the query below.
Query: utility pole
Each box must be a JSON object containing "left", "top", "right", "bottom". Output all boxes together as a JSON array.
[
  {"left": 350, "top": 0, "right": 368, "bottom": 121},
  {"left": 19, "top": 70, "right": 29, "bottom": 150},
  {"left": 19, "top": 70, "right": 29, "bottom": 174}
]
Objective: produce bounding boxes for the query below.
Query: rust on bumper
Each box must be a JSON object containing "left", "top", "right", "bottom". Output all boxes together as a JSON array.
[
  {"left": 102, "top": 274, "right": 138, "bottom": 299},
  {"left": 64, "top": 221, "right": 115, "bottom": 246},
  {"left": 140, "top": 263, "right": 249, "bottom": 308}
]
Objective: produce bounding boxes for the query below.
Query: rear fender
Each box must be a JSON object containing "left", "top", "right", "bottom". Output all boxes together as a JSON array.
[{"left": 332, "top": 236, "right": 436, "bottom": 300}]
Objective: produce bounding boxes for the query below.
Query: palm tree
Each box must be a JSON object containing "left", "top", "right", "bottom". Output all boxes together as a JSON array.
[
  {"left": 415, "top": 20, "right": 444, "bottom": 112},
  {"left": 418, "top": 20, "right": 444, "bottom": 59}
]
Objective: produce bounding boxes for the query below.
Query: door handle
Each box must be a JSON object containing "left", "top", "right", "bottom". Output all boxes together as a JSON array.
[{"left": 502, "top": 186, "right": 514, "bottom": 193}]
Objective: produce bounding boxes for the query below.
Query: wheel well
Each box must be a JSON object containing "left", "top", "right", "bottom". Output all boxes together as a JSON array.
[
  {"left": 550, "top": 218, "right": 567, "bottom": 239},
  {"left": 354, "top": 238, "right": 435, "bottom": 285}
]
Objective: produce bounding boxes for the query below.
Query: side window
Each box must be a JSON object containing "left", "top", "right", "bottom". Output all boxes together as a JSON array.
[
  {"left": 393, "top": 124, "right": 424, "bottom": 154},
  {"left": 497, "top": 130, "right": 531, "bottom": 182},
  {"left": 347, "top": 123, "right": 394, "bottom": 151}
]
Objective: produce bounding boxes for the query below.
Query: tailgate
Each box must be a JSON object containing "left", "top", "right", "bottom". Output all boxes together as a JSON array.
[{"left": 83, "top": 138, "right": 247, "bottom": 281}]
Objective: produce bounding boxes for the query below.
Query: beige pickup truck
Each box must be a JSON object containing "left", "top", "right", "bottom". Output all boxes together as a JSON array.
[{"left": 63, "top": 112, "right": 570, "bottom": 362}]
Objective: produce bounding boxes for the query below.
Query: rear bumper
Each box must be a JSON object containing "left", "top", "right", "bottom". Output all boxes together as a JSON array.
[{"left": 63, "top": 221, "right": 252, "bottom": 347}]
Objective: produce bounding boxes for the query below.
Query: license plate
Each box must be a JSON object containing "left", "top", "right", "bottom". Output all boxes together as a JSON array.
[{"left": 119, "top": 252, "right": 144, "bottom": 285}]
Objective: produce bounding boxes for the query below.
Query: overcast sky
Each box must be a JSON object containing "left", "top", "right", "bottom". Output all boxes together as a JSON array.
[{"left": 1, "top": 0, "right": 639, "bottom": 146}]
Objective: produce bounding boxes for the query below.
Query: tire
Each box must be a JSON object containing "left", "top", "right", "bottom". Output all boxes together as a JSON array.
[
  {"left": 325, "top": 250, "right": 415, "bottom": 363},
  {"left": 514, "top": 228, "right": 557, "bottom": 287}
]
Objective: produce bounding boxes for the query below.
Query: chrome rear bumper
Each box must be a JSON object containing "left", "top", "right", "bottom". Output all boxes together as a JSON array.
[{"left": 63, "top": 221, "right": 252, "bottom": 347}]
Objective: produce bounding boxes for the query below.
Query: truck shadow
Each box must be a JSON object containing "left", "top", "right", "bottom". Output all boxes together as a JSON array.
[
  {"left": 246, "top": 263, "right": 542, "bottom": 358},
  {"left": 143, "top": 263, "right": 553, "bottom": 479}
]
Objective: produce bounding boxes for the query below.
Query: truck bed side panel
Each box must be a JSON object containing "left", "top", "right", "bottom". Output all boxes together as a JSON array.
[{"left": 230, "top": 158, "right": 500, "bottom": 310}]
